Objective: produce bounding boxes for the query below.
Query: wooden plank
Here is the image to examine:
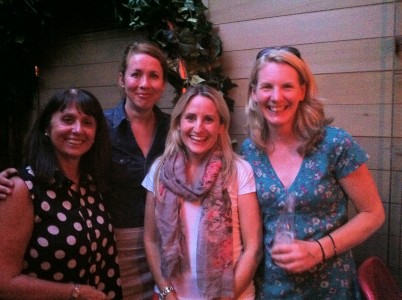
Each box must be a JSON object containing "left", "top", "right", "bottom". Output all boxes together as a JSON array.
[
  {"left": 209, "top": 0, "right": 394, "bottom": 24},
  {"left": 39, "top": 87, "right": 120, "bottom": 109},
  {"left": 41, "top": 28, "right": 138, "bottom": 47},
  {"left": 317, "top": 72, "right": 393, "bottom": 105},
  {"left": 396, "top": 73, "right": 402, "bottom": 104},
  {"left": 89, "top": 87, "right": 120, "bottom": 109},
  {"left": 222, "top": 38, "right": 395, "bottom": 79},
  {"left": 217, "top": 3, "right": 394, "bottom": 52},
  {"left": 390, "top": 171, "right": 401, "bottom": 204},
  {"left": 392, "top": 138, "right": 402, "bottom": 171},
  {"left": 353, "top": 233, "right": 389, "bottom": 261},
  {"left": 40, "top": 36, "right": 138, "bottom": 68},
  {"left": 38, "top": 62, "right": 120, "bottom": 89},
  {"left": 156, "top": 83, "right": 177, "bottom": 110},
  {"left": 390, "top": 204, "right": 401, "bottom": 236},
  {"left": 229, "top": 107, "right": 247, "bottom": 136},
  {"left": 371, "top": 170, "right": 391, "bottom": 202},
  {"left": 228, "top": 79, "right": 248, "bottom": 108},
  {"left": 355, "top": 137, "right": 392, "bottom": 171},
  {"left": 229, "top": 72, "right": 394, "bottom": 107},
  {"left": 394, "top": 105, "right": 402, "bottom": 138},
  {"left": 397, "top": 1, "right": 402, "bottom": 37},
  {"left": 293, "top": 39, "right": 396, "bottom": 76},
  {"left": 326, "top": 104, "right": 392, "bottom": 137},
  {"left": 388, "top": 235, "right": 401, "bottom": 272},
  {"left": 396, "top": 52, "right": 402, "bottom": 70}
]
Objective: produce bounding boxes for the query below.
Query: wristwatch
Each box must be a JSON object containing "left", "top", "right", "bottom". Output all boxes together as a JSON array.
[{"left": 69, "top": 283, "right": 80, "bottom": 299}]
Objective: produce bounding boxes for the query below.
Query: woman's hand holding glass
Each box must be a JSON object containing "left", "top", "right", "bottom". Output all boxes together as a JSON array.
[{"left": 271, "top": 239, "right": 324, "bottom": 274}]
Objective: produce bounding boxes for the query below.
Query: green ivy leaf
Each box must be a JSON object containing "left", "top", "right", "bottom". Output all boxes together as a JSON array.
[
  {"left": 189, "top": 74, "right": 205, "bottom": 85},
  {"left": 126, "top": 0, "right": 236, "bottom": 111}
]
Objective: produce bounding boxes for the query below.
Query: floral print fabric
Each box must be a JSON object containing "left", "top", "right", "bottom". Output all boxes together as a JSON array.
[
  {"left": 241, "top": 126, "right": 367, "bottom": 299},
  {"left": 155, "top": 150, "right": 234, "bottom": 298}
]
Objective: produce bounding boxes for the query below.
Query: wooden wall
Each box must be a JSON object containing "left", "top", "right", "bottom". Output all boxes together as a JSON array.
[{"left": 35, "top": 0, "right": 401, "bottom": 285}]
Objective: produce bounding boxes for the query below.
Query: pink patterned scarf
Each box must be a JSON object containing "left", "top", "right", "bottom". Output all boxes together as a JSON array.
[{"left": 155, "top": 150, "right": 234, "bottom": 298}]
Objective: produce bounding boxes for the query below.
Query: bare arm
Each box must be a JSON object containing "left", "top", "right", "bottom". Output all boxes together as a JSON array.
[
  {"left": 0, "top": 176, "right": 107, "bottom": 300},
  {"left": 0, "top": 168, "right": 18, "bottom": 199},
  {"left": 320, "top": 164, "right": 385, "bottom": 256},
  {"left": 233, "top": 192, "right": 263, "bottom": 298},
  {"left": 272, "top": 164, "right": 385, "bottom": 274},
  {"left": 144, "top": 191, "right": 178, "bottom": 300}
]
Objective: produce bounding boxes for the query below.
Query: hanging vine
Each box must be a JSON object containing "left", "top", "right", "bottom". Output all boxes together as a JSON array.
[{"left": 124, "top": 0, "right": 237, "bottom": 110}]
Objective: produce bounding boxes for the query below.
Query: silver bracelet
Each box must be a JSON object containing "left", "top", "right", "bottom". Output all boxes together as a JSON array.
[
  {"left": 159, "top": 285, "right": 175, "bottom": 299},
  {"left": 69, "top": 283, "right": 80, "bottom": 300}
]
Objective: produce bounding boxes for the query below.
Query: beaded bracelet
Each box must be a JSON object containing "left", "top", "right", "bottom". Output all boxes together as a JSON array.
[
  {"left": 315, "top": 239, "right": 326, "bottom": 263},
  {"left": 159, "top": 285, "right": 175, "bottom": 299},
  {"left": 69, "top": 283, "right": 80, "bottom": 300},
  {"left": 328, "top": 233, "right": 338, "bottom": 257}
]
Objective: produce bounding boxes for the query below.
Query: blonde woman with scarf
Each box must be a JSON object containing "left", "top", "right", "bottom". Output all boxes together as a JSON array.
[{"left": 142, "top": 84, "right": 263, "bottom": 300}]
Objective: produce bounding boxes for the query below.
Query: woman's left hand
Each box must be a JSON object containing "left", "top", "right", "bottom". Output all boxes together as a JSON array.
[{"left": 270, "top": 239, "right": 322, "bottom": 274}]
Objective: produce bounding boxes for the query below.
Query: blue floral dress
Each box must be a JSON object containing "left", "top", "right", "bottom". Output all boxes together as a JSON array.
[{"left": 241, "top": 126, "right": 367, "bottom": 299}]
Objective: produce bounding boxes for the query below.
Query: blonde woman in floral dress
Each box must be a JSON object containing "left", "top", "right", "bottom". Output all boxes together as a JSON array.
[{"left": 242, "top": 46, "right": 385, "bottom": 299}]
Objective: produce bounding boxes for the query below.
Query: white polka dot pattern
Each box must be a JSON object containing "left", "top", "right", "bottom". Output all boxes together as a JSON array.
[
  {"left": 19, "top": 167, "right": 121, "bottom": 299},
  {"left": 57, "top": 212, "right": 67, "bottom": 221},
  {"left": 48, "top": 225, "right": 59, "bottom": 235}
]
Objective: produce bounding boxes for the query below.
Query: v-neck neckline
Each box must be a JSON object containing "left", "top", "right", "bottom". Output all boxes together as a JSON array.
[{"left": 264, "top": 152, "right": 305, "bottom": 190}]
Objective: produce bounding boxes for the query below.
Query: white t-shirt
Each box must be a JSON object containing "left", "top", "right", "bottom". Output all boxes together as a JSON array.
[{"left": 142, "top": 158, "right": 256, "bottom": 300}]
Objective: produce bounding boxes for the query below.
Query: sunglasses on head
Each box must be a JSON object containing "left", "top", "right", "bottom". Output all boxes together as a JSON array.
[{"left": 256, "top": 46, "right": 301, "bottom": 60}]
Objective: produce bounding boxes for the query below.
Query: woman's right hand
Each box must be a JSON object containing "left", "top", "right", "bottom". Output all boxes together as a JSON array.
[{"left": 0, "top": 168, "right": 17, "bottom": 199}]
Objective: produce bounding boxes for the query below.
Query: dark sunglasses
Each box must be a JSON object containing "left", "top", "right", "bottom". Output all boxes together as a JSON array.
[{"left": 256, "top": 46, "right": 302, "bottom": 60}]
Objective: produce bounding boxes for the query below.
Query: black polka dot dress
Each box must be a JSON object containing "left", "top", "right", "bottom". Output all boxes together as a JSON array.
[{"left": 19, "top": 166, "right": 122, "bottom": 299}]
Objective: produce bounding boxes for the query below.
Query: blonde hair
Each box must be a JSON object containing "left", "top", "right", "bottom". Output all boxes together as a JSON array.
[
  {"left": 246, "top": 49, "right": 332, "bottom": 155},
  {"left": 154, "top": 84, "right": 239, "bottom": 198}
]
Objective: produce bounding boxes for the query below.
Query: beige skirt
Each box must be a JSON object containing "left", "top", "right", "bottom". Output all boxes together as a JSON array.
[{"left": 115, "top": 227, "right": 154, "bottom": 300}]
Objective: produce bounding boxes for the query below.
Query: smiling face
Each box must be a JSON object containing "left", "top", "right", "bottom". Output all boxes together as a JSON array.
[
  {"left": 252, "top": 62, "right": 306, "bottom": 130},
  {"left": 47, "top": 103, "right": 96, "bottom": 163},
  {"left": 120, "top": 53, "right": 166, "bottom": 113},
  {"left": 179, "top": 95, "right": 224, "bottom": 162}
]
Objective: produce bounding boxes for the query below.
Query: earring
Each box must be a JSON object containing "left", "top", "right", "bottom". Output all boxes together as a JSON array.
[{"left": 45, "top": 131, "right": 49, "bottom": 136}]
